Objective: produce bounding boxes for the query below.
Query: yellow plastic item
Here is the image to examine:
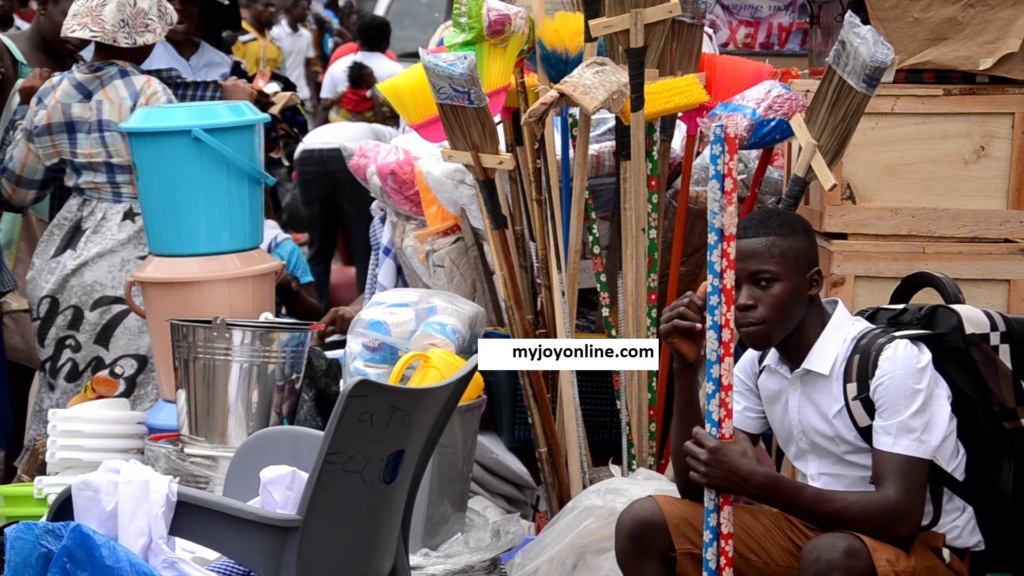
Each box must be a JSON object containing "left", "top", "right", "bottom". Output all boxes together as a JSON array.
[
  {"left": 389, "top": 349, "right": 485, "bottom": 404},
  {"left": 620, "top": 74, "right": 710, "bottom": 124}
]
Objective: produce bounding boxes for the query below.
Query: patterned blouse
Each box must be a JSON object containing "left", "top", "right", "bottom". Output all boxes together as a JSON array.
[{"left": 0, "top": 61, "right": 175, "bottom": 207}]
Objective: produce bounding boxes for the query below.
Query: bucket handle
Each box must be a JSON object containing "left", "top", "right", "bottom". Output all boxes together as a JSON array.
[
  {"left": 389, "top": 351, "right": 429, "bottom": 386},
  {"left": 124, "top": 278, "right": 146, "bottom": 319},
  {"left": 190, "top": 128, "right": 277, "bottom": 187}
]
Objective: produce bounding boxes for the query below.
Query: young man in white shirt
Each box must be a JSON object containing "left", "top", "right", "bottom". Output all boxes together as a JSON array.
[
  {"left": 271, "top": 0, "right": 317, "bottom": 109},
  {"left": 315, "top": 14, "right": 403, "bottom": 126},
  {"left": 616, "top": 209, "right": 981, "bottom": 575}
]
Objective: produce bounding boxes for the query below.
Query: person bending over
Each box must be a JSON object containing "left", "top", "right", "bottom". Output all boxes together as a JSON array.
[{"left": 615, "top": 208, "right": 981, "bottom": 576}]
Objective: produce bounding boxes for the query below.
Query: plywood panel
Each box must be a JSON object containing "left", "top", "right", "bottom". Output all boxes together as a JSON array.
[
  {"left": 842, "top": 113, "right": 1014, "bottom": 211},
  {"left": 851, "top": 278, "right": 1010, "bottom": 313}
]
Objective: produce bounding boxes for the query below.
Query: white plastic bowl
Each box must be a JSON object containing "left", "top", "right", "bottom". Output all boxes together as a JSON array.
[
  {"left": 45, "top": 451, "right": 143, "bottom": 474},
  {"left": 46, "top": 437, "right": 146, "bottom": 452},
  {"left": 46, "top": 421, "right": 148, "bottom": 439},
  {"left": 47, "top": 408, "right": 147, "bottom": 425}
]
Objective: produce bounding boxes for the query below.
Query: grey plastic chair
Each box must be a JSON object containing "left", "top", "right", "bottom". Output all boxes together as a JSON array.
[{"left": 48, "top": 356, "right": 479, "bottom": 576}]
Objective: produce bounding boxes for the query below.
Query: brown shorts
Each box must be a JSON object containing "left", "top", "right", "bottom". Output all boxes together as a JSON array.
[{"left": 652, "top": 496, "right": 969, "bottom": 576}]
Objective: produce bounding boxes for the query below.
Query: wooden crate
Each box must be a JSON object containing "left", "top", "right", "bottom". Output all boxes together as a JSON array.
[
  {"left": 788, "top": 81, "right": 1024, "bottom": 240},
  {"left": 817, "top": 235, "right": 1024, "bottom": 314}
]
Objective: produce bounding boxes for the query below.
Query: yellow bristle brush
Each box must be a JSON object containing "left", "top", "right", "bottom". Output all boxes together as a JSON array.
[
  {"left": 620, "top": 74, "right": 709, "bottom": 124},
  {"left": 376, "top": 62, "right": 436, "bottom": 127},
  {"left": 377, "top": 36, "right": 526, "bottom": 142}
]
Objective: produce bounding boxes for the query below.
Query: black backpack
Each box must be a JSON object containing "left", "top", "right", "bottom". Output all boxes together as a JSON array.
[{"left": 841, "top": 271, "right": 1024, "bottom": 558}]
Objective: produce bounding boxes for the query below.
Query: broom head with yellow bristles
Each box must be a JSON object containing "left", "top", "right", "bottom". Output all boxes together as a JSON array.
[{"left": 620, "top": 74, "right": 709, "bottom": 124}]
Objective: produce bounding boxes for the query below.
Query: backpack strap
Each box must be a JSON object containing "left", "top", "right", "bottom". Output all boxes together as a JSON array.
[
  {"left": 757, "top": 350, "right": 770, "bottom": 379},
  {"left": 844, "top": 325, "right": 961, "bottom": 533}
]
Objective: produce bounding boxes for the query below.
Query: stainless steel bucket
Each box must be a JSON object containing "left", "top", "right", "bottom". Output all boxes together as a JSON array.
[{"left": 170, "top": 316, "right": 315, "bottom": 448}]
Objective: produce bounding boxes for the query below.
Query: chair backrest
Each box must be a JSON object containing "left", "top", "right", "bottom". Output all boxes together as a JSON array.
[
  {"left": 221, "top": 425, "right": 325, "bottom": 503},
  {"left": 293, "top": 356, "right": 478, "bottom": 576}
]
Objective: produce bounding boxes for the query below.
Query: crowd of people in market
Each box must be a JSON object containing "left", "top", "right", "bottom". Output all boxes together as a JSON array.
[{"left": 0, "top": 0, "right": 397, "bottom": 480}]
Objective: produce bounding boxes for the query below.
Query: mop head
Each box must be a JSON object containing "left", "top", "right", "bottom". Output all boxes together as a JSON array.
[
  {"left": 620, "top": 74, "right": 710, "bottom": 124},
  {"left": 536, "top": 11, "right": 585, "bottom": 85}
]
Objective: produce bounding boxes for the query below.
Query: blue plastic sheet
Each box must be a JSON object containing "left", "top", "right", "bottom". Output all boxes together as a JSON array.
[{"left": 4, "top": 521, "right": 160, "bottom": 576}]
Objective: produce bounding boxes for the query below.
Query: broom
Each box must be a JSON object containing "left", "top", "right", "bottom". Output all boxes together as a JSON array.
[
  {"left": 602, "top": 0, "right": 671, "bottom": 70},
  {"left": 513, "top": 67, "right": 557, "bottom": 339},
  {"left": 656, "top": 1, "right": 705, "bottom": 206},
  {"left": 376, "top": 37, "right": 526, "bottom": 143},
  {"left": 699, "top": 53, "right": 776, "bottom": 106},
  {"left": 779, "top": 11, "right": 893, "bottom": 211},
  {"left": 423, "top": 49, "right": 571, "bottom": 511},
  {"left": 617, "top": 73, "right": 708, "bottom": 467},
  {"left": 536, "top": 11, "right": 585, "bottom": 265},
  {"left": 654, "top": 53, "right": 776, "bottom": 467}
]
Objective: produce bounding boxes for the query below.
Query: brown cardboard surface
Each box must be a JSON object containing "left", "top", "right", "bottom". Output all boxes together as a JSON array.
[{"left": 866, "top": 0, "right": 1024, "bottom": 79}]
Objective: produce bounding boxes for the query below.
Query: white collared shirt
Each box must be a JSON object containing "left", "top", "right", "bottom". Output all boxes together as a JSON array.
[{"left": 734, "top": 299, "right": 984, "bottom": 550}]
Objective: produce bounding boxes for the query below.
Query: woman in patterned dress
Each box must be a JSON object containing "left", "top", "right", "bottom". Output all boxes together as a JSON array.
[{"left": 0, "top": 0, "right": 254, "bottom": 463}]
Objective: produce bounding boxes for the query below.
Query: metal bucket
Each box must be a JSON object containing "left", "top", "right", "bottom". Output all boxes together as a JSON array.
[{"left": 170, "top": 316, "right": 315, "bottom": 448}]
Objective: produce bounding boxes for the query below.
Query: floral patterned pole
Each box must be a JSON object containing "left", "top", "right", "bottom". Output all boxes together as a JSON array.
[
  {"left": 702, "top": 123, "right": 726, "bottom": 576},
  {"left": 718, "top": 123, "right": 739, "bottom": 574},
  {"left": 645, "top": 121, "right": 660, "bottom": 469}
]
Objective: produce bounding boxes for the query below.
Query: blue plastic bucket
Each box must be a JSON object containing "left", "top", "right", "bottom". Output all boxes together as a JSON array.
[{"left": 120, "top": 102, "right": 275, "bottom": 257}]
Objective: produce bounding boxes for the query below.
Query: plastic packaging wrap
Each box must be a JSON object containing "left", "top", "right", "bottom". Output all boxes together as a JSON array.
[
  {"left": 506, "top": 468, "right": 679, "bottom": 576},
  {"left": 828, "top": 11, "right": 895, "bottom": 97},
  {"left": 144, "top": 438, "right": 230, "bottom": 495},
  {"left": 5, "top": 521, "right": 161, "bottom": 576},
  {"left": 482, "top": 0, "right": 528, "bottom": 45},
  {"left": 684, "top": 146, "right": 783, "bottom": 207},
  {"left": 347, "top": 141, "right": 423, "bottom": 217},
  {"left": 446, "top": 0, "right": 484, "bottom": 48},
  {"left": 418, "top": 151, "right": 485, "bottom": 229},
  {"left": 701, "top": 81, "right": 808, "bottom": 150},
  {"left": 345, "top": 289, "right": 485, "bottom": 383},
  {"left": 410, "top": 509, "right": 526, "bottom": 575},
  {"left": 421, "top": 49, "right": 488, "bottom": 108}
]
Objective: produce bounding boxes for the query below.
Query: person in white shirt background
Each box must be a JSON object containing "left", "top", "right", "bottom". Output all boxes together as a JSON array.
[
  {"left": 294, "top": 120, "right": 397, "bottom": 312},
  {"left": 270, "top": 0, "right": 317, "bottom": 110},
  {"left": 616, "top": 209, "right": 980, "bottom": 576},
  {"left": 315, "top": 13, "right": 401, "bottom": 127},
  {"left": 78, "top": 0, "right": 232, "bottom": 80}
]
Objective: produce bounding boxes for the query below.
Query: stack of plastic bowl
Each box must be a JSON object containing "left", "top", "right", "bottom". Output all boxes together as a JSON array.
[
  {"left": 36, "top": 398, "right": 146, "bottom": 503},
  {"left": 118, "top": 102, "right": 282, "bottom": 435}
]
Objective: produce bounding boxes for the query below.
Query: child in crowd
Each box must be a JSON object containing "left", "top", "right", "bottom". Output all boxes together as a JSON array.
[
  {"left": 331, "top": 60, "right": 375, "bottom": 122},
  {"left": 616, "top": 209, "right": 980, "bottom": 576},
  {"left": 262, "top": 218, "right": 321, "bottom": 320}
]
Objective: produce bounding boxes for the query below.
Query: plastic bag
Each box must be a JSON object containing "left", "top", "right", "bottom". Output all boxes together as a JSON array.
[
  {"left": 410, "top": 509, "right": 526, "bottom": 575},
  {"left": 506, "top": 468, "right": 679, "bottom": 576},
  {"left": 347, "top": 141, "right": 423, "bottom": 218},
  {"left": 5, "top": 521, "right": 161, "bottom": 576},
  {"left": 700, "top": 80, "right": 808, "bottom": 150},
  {"left": 345, "top": 288, "right": 486, "bottom": 383},
  {"left": 482, "top": 0, "right": 528, "bottom": 45},
  {"left": 446, "top": 0, "right": 484, "bottom": 48}
]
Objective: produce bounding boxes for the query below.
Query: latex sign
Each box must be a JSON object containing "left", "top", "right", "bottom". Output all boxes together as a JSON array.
[{"left": 703, "top": 0, "right": 809, "bottom": 53}]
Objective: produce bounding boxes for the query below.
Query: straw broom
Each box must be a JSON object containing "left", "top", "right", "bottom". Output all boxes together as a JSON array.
[
  {"left": 563, "top": 0, "right": 602, "bottom": 335},
  {"left": 514, "top": 69, "right": 557, "bottom": 339},
  {"left": 656, "top": 2, "right": 705, "bottom": 210},
  {"left": 423, "top": 51, "right": 571, "bottom": 511},
  {"left": 778, "top": 12, "right": 893, "bottom": 211}
]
